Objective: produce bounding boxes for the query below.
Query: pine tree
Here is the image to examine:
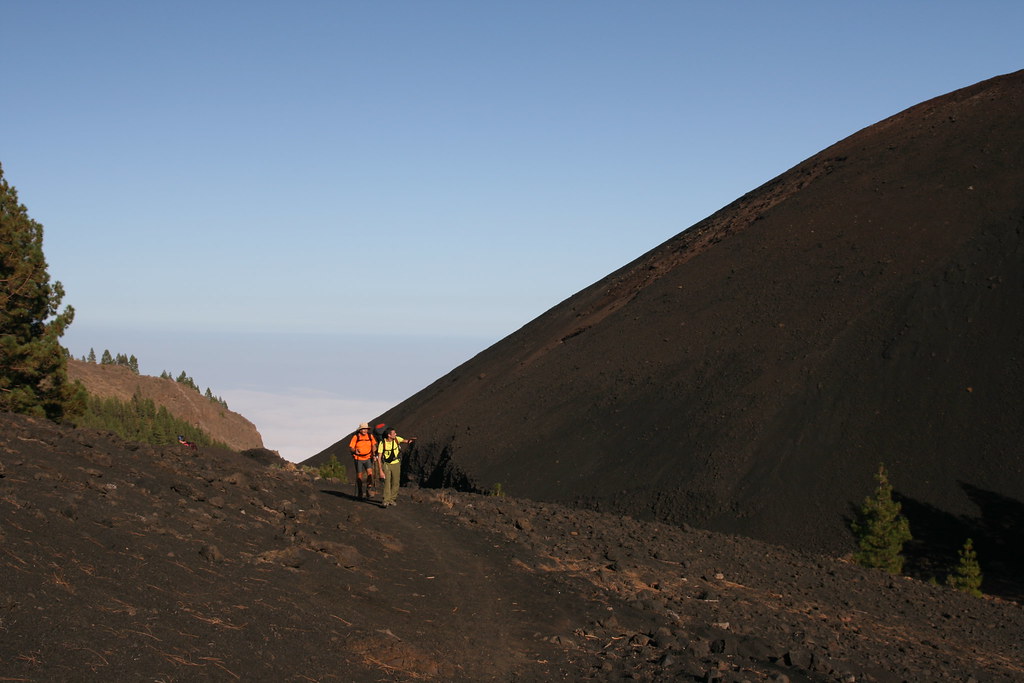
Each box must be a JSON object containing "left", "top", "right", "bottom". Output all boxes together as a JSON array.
[
  {"left": 850, "top": 464, "right": 912, "bottom": 574},
  {"left": 175, "top": 370, "right": 198, "bottom": 391},
  {"left": 0, "top": 164, "right": 83, "bottom": 420},
  {"left": 101, "top": 349, "right": 113, "bottom": 365},
  {"left": 88, "top": 348, "right": 97, "bottom": 363},
  {"left": 128, "top": 354, "right": 139, "bottom": 374},
  {"left": 946, "top": 538, "right": 983, "bottom": 597}
]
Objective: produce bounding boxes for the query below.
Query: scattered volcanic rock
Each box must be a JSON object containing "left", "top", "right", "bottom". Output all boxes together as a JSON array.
[
  {"left": 308, "top": 70, "right": 1024, "bottom": 599},
  {"left": 3, "top": 410, "right": 1024, "bottom": 681}
]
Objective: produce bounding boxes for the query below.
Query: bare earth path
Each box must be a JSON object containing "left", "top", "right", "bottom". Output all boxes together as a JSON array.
[{"left": 317, "top": 488, "right": 604, "bottom": 681}]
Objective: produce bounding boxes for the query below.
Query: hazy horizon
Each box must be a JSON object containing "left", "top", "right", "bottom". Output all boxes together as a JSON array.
[{"left": 62, "top": 323, "right": 495, "bottom": 461}]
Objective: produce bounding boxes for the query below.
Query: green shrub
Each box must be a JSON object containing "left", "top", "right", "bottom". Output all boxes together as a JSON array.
[
  {"left": 946, "top": 538, "right": 983, "bottom": 597},
  {"left": 851, "top": 464, "right": 912, "bottom": 574},
  {"left": 318, "top": 455, "right": 348, "bottom": 483}
]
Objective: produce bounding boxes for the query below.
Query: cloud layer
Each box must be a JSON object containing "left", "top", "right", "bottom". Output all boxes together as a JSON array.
[{"left": 221, "top": 388, "right": 393, "bottom": 463}]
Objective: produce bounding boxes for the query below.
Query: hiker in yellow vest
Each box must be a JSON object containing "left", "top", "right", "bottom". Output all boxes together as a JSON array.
[{"left": 376, "top": 427, "right": 415, "bottom": 508}]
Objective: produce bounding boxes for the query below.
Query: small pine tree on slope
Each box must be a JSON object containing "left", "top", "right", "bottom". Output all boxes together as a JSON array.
[
  {"left": 851, "top": 464, "right": 913, "bottom": 574},
  {"left": 318, "top": 455, "right": 349, "bottom": 483},
  {"left": 946, "top": 538, "right": 983, "bottom": 597}
]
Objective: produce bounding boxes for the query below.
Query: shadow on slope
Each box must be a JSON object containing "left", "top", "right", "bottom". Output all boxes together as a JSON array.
[{"left": 900, "top": 485, "right": 1024, "bottom": 601}]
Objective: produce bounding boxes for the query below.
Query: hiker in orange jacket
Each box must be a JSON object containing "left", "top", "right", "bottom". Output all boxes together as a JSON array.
[{"left": 348, "top": 423, "right": 377, "bottom": 500}]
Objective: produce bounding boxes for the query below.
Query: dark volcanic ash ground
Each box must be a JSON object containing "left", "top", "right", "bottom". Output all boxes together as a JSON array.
[{"left": 3, "top": 411, "right": 1023, "bottom": 682}]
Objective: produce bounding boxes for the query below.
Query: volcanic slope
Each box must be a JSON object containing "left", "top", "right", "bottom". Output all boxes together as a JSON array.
[{"left": 311, "top": 70, "right": 1024, "bottom": 596}]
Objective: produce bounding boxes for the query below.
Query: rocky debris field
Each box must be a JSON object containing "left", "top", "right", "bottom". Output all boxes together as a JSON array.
[{"left": 2, "top": 411, "right": 1023, "bottom": 681}]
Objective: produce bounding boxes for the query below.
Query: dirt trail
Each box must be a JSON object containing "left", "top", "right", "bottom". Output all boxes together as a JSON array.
[{"left": 319, "top": 487, "right": 597, "bottom": 681}]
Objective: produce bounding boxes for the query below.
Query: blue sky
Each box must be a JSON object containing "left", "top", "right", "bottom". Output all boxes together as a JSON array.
[{"left": 3, "top": 1, "right": 1021, "bottom": 460}]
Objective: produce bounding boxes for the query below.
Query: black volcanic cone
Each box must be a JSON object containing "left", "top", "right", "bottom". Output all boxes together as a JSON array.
[{"left": 312, "top": 70, "right": 1024, "bottom": 585}]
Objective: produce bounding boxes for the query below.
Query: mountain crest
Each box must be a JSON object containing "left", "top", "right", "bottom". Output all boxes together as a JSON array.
[{"left": 68, "top": 358, "right": 263, "bottom": 451}]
